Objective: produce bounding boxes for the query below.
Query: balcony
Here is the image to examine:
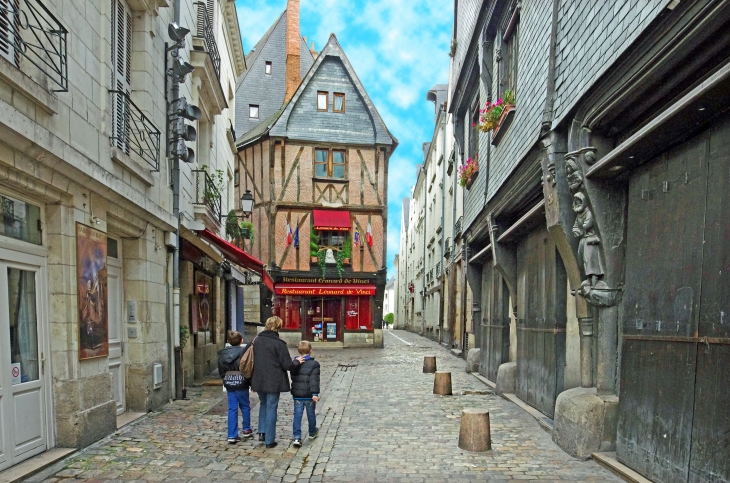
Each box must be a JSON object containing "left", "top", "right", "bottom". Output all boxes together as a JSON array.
[
  {"left": 443, "top": 237, "right": 451, "bottom": 259},
  {"left": 109, "top": 90, "right": 160, "bottom": 172},
  {"left": 192, "top": 169, "right": 222, "bottom": 227},
  {"left": 455, "top": 216, "right": 463, "bottom": 240},
  {"left": 0, "top": 0, "right": 68, "bottom": 92},
  {"left": 436, "top": 262, "right": 442, "bottom": 279},
  {"left": 191, "top": 2, "right": 226, "bottom": 117}
]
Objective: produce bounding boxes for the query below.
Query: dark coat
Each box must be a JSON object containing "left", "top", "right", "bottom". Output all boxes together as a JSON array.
[
  {"left": 217, "top": 345, "right": 250, "bottom": 391},
  {"left": 290, "top": 358, "right": 321, "bottom": 399},
  {"left": 249, "top": 330, "right": 299, "bottom": 393}
]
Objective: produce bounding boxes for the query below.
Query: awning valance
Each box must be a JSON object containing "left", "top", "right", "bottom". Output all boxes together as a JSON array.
[
  {"left": 312, "top": 210, "right": 351, "bottom": 231},
  {"left": 195, "top": 229, "right": 274, "bottom": 291},
  {"left": 275, "top": 283, "right": 376, "bottom": 296}
]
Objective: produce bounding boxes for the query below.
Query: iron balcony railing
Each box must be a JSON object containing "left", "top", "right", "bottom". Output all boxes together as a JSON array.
[
  {"left": 110, "top": 90, "right": 160, "bottom": 171},
  {"left": 455, "top": 216, "right": 463, "bottom": 239},
  {"left": 0, "top": 0, "right": 68, "bottom": 91},
  {"left": 436, "top": 262, "right": 442, "bottom": 279},
  {"left": 193, "top": 169, "right": 222, "bottom": 221},
  {"left": 194, "top": 2, "right": 220, "bottom": 79}
]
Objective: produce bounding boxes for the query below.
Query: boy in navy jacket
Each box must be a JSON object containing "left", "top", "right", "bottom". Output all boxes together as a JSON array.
[{"left": 289, "top": 341, "right": 320, "bottom": 447}]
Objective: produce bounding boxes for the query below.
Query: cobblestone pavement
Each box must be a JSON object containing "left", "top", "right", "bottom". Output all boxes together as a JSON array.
[{"left": 29, "top": 330, "right": 623, "bottom": 483}]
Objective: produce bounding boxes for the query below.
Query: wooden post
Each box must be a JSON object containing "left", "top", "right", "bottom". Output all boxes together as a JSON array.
[
  {"left": 423, "top": 355, "right": 437, "bottom": 373},
  {"left": 433, "top": 371, "right": 452, "bottom": 395},
  {"left": 458, "top": 409, "right": 491, "bottom": 452}
]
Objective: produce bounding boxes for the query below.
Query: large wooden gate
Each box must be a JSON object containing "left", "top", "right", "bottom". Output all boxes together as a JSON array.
[
  {"left": 618, "top": 117, "right": 730, "bottom": 483},
  {"left": 515, "top": 225, "right": 567, "bottom": 418},
  {"left": 479, "top": 261, "right": 511, "bottom": 382}
]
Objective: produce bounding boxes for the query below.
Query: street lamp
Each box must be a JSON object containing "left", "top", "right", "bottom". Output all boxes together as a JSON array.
[{"left": 240, "top": 190, "right": 254, "bottom": 218}]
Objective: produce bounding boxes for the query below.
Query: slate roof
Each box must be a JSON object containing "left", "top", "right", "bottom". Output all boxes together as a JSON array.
[
  {"left": 237, "top": 34, "right": 397, "bottom": 149},
  {"left": 234, "top": 10, "right": 314, "bottom": 138}
]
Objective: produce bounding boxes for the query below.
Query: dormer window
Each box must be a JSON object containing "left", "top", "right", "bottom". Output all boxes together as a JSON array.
[
  {"left": 334, "top": 93, "right": 345, "bottom": 113},
  {"left": 249, "top": 104, "right": 259, "bottom": 119},
  {"left": 265, "top": 61, "right": 272, "bottom": 75},
  {"left": 317, "top": 91, "right": 328, "bottom": 111}
]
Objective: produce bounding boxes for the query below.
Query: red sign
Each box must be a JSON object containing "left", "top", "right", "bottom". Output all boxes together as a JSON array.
[
  {"left": 12, "top": 366, "right": 20, "bottom": 378},
  {"left": 275, "top": 283, "right": 376, "bottom": 296}
]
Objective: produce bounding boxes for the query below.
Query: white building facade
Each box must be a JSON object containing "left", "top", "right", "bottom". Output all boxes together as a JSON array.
[{"left": 0, "top": 0, "right": 245, "bottom": 468}]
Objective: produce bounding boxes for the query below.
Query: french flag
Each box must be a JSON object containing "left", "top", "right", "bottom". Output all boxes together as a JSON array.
[
  {"left": 366, "top": 221, "right": 373, "bottom": 247},
  {"left": 286, "top": 220, "right": 293, "bottom": 245}
]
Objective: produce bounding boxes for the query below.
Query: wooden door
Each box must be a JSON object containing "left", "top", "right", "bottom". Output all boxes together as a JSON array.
[
  {"left": 479, "top": 262, "right": 511, "bottom": 382},
  {"left": 618, "top": 115, "right": 730, "bottom": 483},
  {"left": 107, "top": 263, "right": 125, "bottom": 416},
  {"left": 515, "top": 225, "right": 567, "bottom": 418}
]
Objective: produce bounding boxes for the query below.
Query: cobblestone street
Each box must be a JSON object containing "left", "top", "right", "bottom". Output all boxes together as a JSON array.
[{"left": 29, "top": 331, "right": 623, "bottom": 483}]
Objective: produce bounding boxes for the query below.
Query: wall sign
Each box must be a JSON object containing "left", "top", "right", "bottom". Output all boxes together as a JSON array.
[{"left": 11, "top": 362, "right": 21, "bottom": 385}]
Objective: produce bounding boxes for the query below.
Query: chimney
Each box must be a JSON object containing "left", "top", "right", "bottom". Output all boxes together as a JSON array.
[
  {"left": 284, "top": 0, "right": 301, "bottom": 103},
  {"left": 310, "top": 41, "right": 317, "bottom": 57}
]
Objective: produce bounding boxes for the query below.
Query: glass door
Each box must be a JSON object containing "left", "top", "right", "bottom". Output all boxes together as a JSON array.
[
  {"left": 305, "top": 297, "right": 342, "bottom": 342},
  {"left": 0, "top": 255, "right": 47, "bottom": 471}
]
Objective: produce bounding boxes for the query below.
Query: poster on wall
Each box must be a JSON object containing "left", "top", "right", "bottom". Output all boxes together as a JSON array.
[
  {"left": 326, "top": 322, "right": 337, "bottom": 339},
  {"left": 77, "top": 223, "right": 109, "bottom": 360}
]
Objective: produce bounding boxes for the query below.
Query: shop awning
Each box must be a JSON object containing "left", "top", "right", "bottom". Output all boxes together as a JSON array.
[
  {"left": 276, "top": 283, "right": 376, "bottom": 296},
  {"left": 195, "top": 229, "right": 274, "bottom": 291},
  {"left": 312, "top": 210, "right": 351, "bottom": 231}
]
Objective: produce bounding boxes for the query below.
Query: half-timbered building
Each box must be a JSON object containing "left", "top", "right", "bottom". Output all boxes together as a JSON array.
[{"left": 234, "top": 0, "right": 396, "bottom": 347}]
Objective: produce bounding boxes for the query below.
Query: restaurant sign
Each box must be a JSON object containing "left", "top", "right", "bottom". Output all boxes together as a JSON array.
[{"left": 276, "top": 283, "right": 376, "bottom": 296}]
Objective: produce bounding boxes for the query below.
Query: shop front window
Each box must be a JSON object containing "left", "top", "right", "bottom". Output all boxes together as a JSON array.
[
  {"left": 274, "top": 295, "right": 302, "bottom": 330},
  {"left": 345, "top": 296, "right": 372, "bottom": 330},
  {"left": 1, "top": 195, "right": 42, "bottom": 245}
]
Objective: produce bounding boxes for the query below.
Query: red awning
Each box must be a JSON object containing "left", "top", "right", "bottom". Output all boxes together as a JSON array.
[
  {"left": 275, "top": 283, "right": 376, "bottom": 296},
  {"left": 195, "top": 229, "right": 274, "bottom": 291},
  {"left": 312, "top": 210, "right": 351, "bottom": 231}
]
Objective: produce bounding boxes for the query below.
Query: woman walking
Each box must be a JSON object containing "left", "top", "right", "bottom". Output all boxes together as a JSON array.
[{"left": 251, "top": 316, "right": 303, "bottom": 448}]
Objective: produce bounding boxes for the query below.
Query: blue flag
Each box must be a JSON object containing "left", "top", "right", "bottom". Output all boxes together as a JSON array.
[{"left": 294, "top": 221, "right": 299, "bottom": 248}]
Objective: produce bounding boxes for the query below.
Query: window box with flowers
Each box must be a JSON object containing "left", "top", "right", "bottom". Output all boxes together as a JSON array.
[
  {"left": 478, "top": 90, "right": 516, "bottom": 145},
  {"left": 458, "top": 156, "right": 479, "bottom": 189}
]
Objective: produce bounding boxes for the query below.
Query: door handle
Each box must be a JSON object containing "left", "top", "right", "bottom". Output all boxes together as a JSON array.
[{"left": 41, "top": 352, "right": 45, "bottom": 374}]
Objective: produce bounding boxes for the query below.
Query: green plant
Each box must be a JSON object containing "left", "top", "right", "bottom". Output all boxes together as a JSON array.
[
  {"left": 384, "top": 313, "right": 394, "bottom": 325},
  {"left": 335, "top": 238, "right": 352, "bottom": 278},
  {"left": 226, "top": 210, "right": 241, "bottom": 242},
  {"left": 317, "top": 248, "right": 327, "bottom": 277},
  {"left": 179, "top": 324, "right": 190, "bottom": 350},
  {"left": 240, "top": 220, "right": 254, "bottom": 240},
  {"left": 201, "top": 165, "right": 225, "bottom": 201},
  {"left": 310, "top": 225, "right": 320, "bottom": 257}
]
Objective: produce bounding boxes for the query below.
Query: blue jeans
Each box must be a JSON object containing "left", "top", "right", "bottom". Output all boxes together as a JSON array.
[
  {"left": 292, "top": 399, "right": 317, "bottom": 439},
  {"left": 227, "top": 389, "right": 251, "bottom": 439},
  {"left": 257, "top": 392, "right": 280, "bottom": 445}
]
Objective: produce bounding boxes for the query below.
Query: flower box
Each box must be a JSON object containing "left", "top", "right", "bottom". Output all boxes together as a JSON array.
[
  {"left": 491, "top": 104, "right": 515, "bottom": 146},
  {"left": 465, "top": 168, "right": 479, "bottom": 189}
]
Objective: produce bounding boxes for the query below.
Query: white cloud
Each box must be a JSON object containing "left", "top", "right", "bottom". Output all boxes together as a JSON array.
[{"left": 235, "top": 0, "right": 452, "bottom": 277}]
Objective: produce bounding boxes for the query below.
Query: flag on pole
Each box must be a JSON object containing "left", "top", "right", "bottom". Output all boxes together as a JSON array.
[
  {"left": 354, "top": 225, "right": 360, "bottom": 248},
  {"left": 293, "top": 219, "right": 299, "bottom": 248},
  {"left": 366, "top": 221, "right": 373, "bottom": 247},
  {"left": 286, "top": 219, "right": 293, "bottom": 245}
]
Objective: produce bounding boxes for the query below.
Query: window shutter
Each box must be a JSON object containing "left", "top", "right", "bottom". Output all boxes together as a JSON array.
[
  {"left": 111, "top": 0, "right": 132, "bottom": 152},
  {"left": 0, "top": 0, "right": 19, "bottom": 64}
]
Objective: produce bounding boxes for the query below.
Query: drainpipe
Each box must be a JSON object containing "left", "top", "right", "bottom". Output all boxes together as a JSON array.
[
  {"left": 421, "top": 167, "right": 427, "bottom": 336},
  {"left": 171, "top": 0, "right": 182, "bottom": 400},
  {"left": 452, "top": 119, "right": 461, "bottom": 348},
  {"left": 439, "top": 104, "right": 447, "bottom": 344}
]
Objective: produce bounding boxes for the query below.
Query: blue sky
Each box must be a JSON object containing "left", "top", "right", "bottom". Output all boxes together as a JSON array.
[{"left": 235, "top": 0, "right": 453, "bottom": 279}]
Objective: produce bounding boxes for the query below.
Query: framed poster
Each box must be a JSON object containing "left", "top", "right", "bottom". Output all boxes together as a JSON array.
[
  {"left": 77, "top": 223, "right": 109, "bottom": 359},
  {"left": 326, "top": 322, "right": 337, "bottom": 339}
]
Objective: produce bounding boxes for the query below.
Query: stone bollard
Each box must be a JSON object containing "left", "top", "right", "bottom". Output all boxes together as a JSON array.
[
  {"left": 433, "top": 371, "right": 452, "bottom": 395},
  {"left": 423, "top": 355, "right": 437, "bottom": 373},
  {"left": 458, "top": 409, "right": 491, "bottom": 452}
]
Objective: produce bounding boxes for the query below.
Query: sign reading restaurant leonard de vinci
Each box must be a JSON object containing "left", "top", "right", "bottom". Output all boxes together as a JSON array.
[{"left": 276, "top": 277, "right": 376, "bottom": 296}]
